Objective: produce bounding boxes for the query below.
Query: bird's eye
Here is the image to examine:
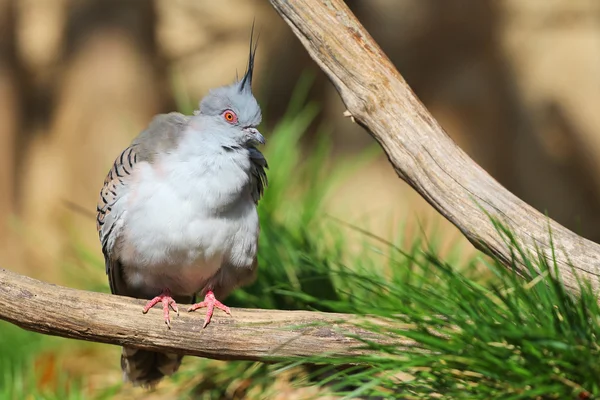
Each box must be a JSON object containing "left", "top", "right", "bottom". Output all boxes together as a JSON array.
[{"left": 223, "top": 110, "right": 237, "bottom": 124}]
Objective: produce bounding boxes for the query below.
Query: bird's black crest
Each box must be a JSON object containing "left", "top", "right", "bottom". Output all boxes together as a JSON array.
[{"left": 239, "top": 21, "right": 259, "bottom": 93}]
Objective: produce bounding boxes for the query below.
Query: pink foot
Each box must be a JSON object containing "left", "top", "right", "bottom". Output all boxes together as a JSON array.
[
  {"left": 142, "top": 289, "right": 179, "bottom": 329},
  {"left": 187, "top": 290, "right": 231, "bottom": 328}
]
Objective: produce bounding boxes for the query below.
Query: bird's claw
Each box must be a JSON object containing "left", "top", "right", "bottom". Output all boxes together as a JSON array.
[
  {"left": 188, "top": 290, "right": 231, "bottom": 328},
  {"left": 142, "top": 290, "right": 179, "bottom": 329}
]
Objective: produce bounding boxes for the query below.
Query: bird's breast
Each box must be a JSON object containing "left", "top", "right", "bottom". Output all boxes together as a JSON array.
[{"left": 119, "top": 156, "right": 259, "bottom": 295}]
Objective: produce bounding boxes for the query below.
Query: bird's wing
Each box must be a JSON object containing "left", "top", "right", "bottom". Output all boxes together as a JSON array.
[
  {"left": 97, "top": 112, "right": 190, "bottom": 296},
  {"left": 248, "top": 146, "right": 268, "bottom": 204},
  {"left": 96, "top": 145, "right": 137, "bottom": 295}
]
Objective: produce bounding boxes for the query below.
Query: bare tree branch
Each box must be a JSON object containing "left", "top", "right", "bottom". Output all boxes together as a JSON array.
[
  {"left": 0, "top": 268, "right": 414, "bottom": 360},
  {"left": 268, "top": 0, "right": 600, "bottom": 294}
]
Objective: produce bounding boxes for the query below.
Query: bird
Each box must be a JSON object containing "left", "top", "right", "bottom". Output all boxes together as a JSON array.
[{"left": 95, "top": 28, "right": 267, "bottom": 388}]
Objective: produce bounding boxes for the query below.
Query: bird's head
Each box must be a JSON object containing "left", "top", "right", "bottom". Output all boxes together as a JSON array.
[{"left": 197, "top": 26, "right": 264, "bottom": 148}]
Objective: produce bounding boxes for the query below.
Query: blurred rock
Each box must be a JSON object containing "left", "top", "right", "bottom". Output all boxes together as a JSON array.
[
  {"left": 4, "top": 0, "right": 600, "bottom": 277},
  {"left": 15, "top": 0, "right": 167, "bottom": 280}
]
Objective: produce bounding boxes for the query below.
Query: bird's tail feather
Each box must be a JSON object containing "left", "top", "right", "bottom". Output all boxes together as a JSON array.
[{"left": 121, "top": 347, "right": 183, "bottom": 388}]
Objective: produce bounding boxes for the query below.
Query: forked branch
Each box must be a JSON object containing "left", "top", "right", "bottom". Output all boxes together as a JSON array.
[{"left": 1, "top": 0, "right": 599, "bottom": 361}]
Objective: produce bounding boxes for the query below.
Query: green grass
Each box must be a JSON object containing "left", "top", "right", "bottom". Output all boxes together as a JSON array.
[
  {"left": 0, "top": 322, "right": 89, "bottom": 399},
  {"left": 1, "top": 76, "right": 598, "bottom": 399}
]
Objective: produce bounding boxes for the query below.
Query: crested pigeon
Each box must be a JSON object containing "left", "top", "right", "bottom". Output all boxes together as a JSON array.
[{"left": 96, "top": 29, "right": 267, "bottom": 387}]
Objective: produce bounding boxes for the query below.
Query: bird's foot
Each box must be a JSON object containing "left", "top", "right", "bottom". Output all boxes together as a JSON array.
[
  {"left": 142, "top": 289, "right": 179, "bottom": 329},
  {"left": 187, "top": 290, "right": 231, "bottom": 328}
]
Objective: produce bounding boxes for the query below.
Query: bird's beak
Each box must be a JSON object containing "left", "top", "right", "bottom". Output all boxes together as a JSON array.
[{"left": 244, "top": 127, "right": 266, "bottom": 146}]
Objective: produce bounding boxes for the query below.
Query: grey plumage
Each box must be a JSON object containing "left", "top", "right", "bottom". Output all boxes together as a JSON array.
[{"left": 96, "top": 28, "right": 266, "bottom": 388}]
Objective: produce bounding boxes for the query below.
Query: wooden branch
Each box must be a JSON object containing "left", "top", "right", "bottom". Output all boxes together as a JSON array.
[
  {"left": 268, "top": 0, "right": 600, "bottom": 294},
  {"left": 0, "top": 268, "right": 415, "bottom": 360}
]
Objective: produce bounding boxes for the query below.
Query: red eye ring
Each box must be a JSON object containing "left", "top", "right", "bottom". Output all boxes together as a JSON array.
[{"left": 223, "top": 110, "right": 237, "bottom": 124}]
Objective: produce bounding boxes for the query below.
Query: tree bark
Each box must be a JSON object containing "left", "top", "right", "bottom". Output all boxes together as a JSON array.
[
  {"left": 268, "top": 0, "right": 600, "bottom": 294},
  {"left": 0, "top": 268, "right": 414, "bottom": 360}
]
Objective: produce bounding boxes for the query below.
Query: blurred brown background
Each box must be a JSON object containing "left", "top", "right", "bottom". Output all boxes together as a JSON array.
[{"left": 2, "top": 0, "right": 600, "bottom": 284}]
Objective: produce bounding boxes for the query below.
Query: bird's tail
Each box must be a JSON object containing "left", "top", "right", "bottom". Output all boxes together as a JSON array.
[{"left": 121, "top": 347, "right": 183, "bottom": 388}]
